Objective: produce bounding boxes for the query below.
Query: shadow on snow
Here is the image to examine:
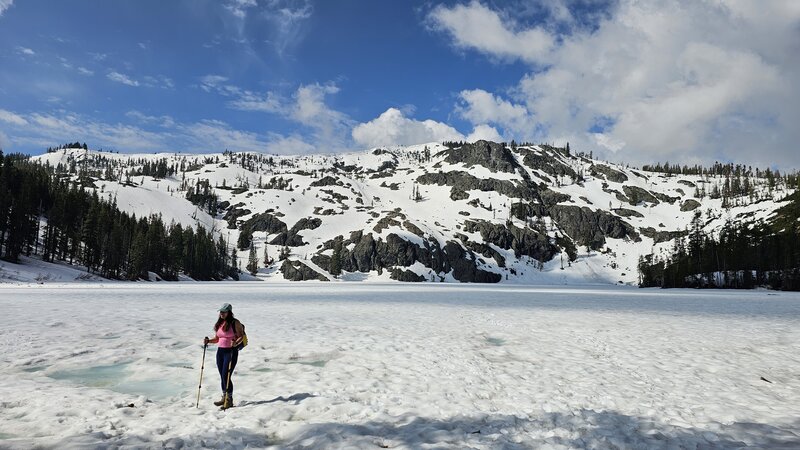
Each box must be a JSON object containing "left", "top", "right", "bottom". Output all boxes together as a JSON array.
[{"left": 30, "top": 408, "right": 800, "bottom": 449}]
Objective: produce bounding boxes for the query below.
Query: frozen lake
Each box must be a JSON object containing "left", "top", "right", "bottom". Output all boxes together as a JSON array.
[{"left": 1, "top": 283, "right": 799, "bottom": 449}]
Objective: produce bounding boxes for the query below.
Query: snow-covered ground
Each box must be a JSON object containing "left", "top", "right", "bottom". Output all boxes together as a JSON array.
[{"left": 1, "top": 284, "right": 799, "bottom": 449}]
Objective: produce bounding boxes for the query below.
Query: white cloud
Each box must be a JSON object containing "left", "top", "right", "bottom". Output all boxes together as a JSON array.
[
  {"left": 352, "top": 108, "right": 463, "bottom": 148},
  {"left": 107, "top": 71, "right": 140, "bottom": 87},
  {"left": 0, "top": 107, "right": 333, "bottom": 155},
  {"left": 457, "top": 89, "right": 537, "bottom": 137},
  {"left": 466, "top": 124, "right": 503, "bottom": 143},
  {"left": 77, "top": 67, "right": 94, "bottom": 76},
  {"left": 0, "top": 0, "right": 13, "bottom": 16},
  {"left": 429, "top": 0, "right": 800, "bottom": 168},
  {"left": 225, "top": 0, "right": 257, "bottom": 19},
  {"left": 142, "top": 75, "right": 175, "bottom": 89},
  {"left": 126, "top": 111, "right": 176, "bottom": 128},
  {"left": 263, "top": 134, "right": 316, "bottom": 155},
  {"left": 200, "top": 78, "right": 353, "bottom": 150},
  {"left": 428, "top": 1, "right": 553, "bottom": 64},
  {"left": 229, "top": 90, "right": 282, "bottom": 113},
  {"left": 0, "top": 109, "right": 28, "bottom": 126},
  {"left": 199, "top": 75, "right": 229, "bottom": 92},
  {"left": 15, "top": 46, "right": 35, "bottom": 55}
]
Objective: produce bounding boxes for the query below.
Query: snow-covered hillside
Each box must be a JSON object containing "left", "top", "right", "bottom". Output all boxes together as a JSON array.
[{"left": 29, "top": 141, "right": 796, "bottom": 285}]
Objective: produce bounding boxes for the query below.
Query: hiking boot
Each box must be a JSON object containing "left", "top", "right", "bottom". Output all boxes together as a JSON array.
[
  {"left": 220, "top": 395, "right": 234, "bottom": 410},
  {"left": 213, "top": 396, "right": 225, "bottom": 407}
]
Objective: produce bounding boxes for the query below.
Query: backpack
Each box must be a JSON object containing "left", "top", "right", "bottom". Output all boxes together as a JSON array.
[{"left": 236, "top": 320, "right": 248, "bottom": 350}]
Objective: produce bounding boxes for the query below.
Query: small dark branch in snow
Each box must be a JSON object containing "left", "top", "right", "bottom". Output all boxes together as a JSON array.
[{"left": 760, "top": 376, "right": 772, "bottom": 383}]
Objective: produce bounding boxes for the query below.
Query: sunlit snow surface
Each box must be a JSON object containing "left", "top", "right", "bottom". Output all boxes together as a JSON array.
[{"left": 1, "top": 284, "right": 799, "bottom": 449}]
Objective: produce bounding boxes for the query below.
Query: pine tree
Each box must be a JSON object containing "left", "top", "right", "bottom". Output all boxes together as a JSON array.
[
  {"left": 263, "top": 244, "right": 271, "bottom": 266},
  {"left": 246, "top": 242, "right": 259, "bottom": 275}
]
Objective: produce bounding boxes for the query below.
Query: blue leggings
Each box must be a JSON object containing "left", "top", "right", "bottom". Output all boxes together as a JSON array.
[{"left": 216, "top": 347, "right": 239, "bottom": 395}]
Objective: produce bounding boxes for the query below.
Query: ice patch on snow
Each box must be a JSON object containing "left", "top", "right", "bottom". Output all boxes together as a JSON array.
[{"left": 49, "top": 363, "right": 187, "bottom": 399}]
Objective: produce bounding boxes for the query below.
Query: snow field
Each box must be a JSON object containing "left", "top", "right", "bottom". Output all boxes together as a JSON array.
[{"left": 1, "top": 283, "right": 799, "bottom": 449}]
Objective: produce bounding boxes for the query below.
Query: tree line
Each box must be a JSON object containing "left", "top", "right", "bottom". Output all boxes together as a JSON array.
[
  {"left": 0, "top": 151, "right": 238, "bottom": 281},
  {"left": 638, "top": 196, "right": 800, "bottom": 290}
]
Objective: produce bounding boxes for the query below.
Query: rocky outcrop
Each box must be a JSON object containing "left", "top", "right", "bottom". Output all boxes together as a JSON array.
[
  {"left": 640, "top": 227, "right": 688, "bottom": 244},
  {"left": 416, "top": 171, "right": 537, "bottom": 201},
  {"left": 510, "top": 202, "right": 547, "bottom": 221},
  {"left": 450, "top": 188, "right": 470, "bottom": 201},
  {"left": 516, "top": 148, "right": 577, "bottom": 179},
  {"left": 223, "top": 202, "right": 251, "bottom": 229},
  {"left": 245, "top": 212, "right": 288, "bottom": 234},
  {"left": 653, "top": 192, "right": 680, "bottom": 204},
  {"left": 463, "top": 220, "right": 558, "bottom": 262},
  {"left": 310, "top": 176, "right": 341, "bottom": 187},
  {"left": 622, "top": 185, "right": 659, "bottom": 205},
  {"left": 590, "top": 164, "right": 628, "bottom": 183},
  {"left": 457, "top": 236, "right": 506, "bottom": 267},
  {"left": 313, "top": 231, "right": 501, "bottom": 283},
  {"left": 549, "top": 205, "right": 639, "bottom": 249},
  {"left": 280, "top": 260, "right": 329, "bottom": 281},
  {"left": 681, "top": 199, "right": 702, "bottom": 212},
  {"left": 540, "top": 189, "right": 572, "bottom": 207},
  {"left": 614, "top": 208, "right": 644, "bottom": 218},
  {"left": 438, "top": 140, "right": 522, "bottom": 174},
  {"left": 375, "top": 160, "right": 397, "bottom": 173},
  {"left": 403, "top": 221, "right": 425, "bottom": 238},
  {"left": 271, "top": 217, "right": 322, "bottom": 247},
  {"left": 373, "top": 211, "right": 405, "bottom": 233},
  {"left": 390, "top": 268, "right": 425, "bottom": 282},
  {"left": 238, "top": 212, "right": 288, "bottom": 249}
]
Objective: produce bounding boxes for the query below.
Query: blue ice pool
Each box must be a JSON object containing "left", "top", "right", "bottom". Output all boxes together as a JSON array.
[{"left": 49, "top": 363, "right": 188, "bottom": 399}]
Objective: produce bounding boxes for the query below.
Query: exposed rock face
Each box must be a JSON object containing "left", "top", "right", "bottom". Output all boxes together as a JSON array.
[
  {"left": 516, "top": 148, "right": 577, "bottom": 179},
  {"left": 443, "top": 241, "right": 502, "bottom": 283},
  {"left": 640, "top": 227, "right": 688, "bottom": 244},
  {"left": 614, "top": 208, "right": 645, "bottom": 218},
  {"left": 238, "top": 212, "right": 288, "bottom": 249},
  {"left": 375, "top": 160, "right": 397, "bottom": 173},
  {"left": 623, "top": 185, "right": 659, "bottom": 205},
  {"left": 590, "top": 164, "right": 629, "bottom": 183},
  {"left": 313, "top": 231, "right": 501, "bottom": 283},
  {"left": 540, "top": 189, "right": 572, "bottom": 207},
  {"left": 280, "top": 259, "right": 328, "bottom": 281},
  {"left": 681, "top": 199, "right": 702, "bottom": 212},
  {"left": 271, "top": 217, "right": 322, "bottom": 247},
  {"left": 678, "top": 179, "right": 696, "bottom": 187},
  {"left": 438, "top": 140, "right": 521, "bottom": 174},
  {"left": 457, "top": 236, "right": 506, "bottom": 267},
  {"left": 416, "top": 171, "right": 537, "bottom": 200},
  {"left": 450, "top": 188, "right": 470, "bottom": 201},
  {"left": 549, "top": 205, "right": 639, "bottom": 249},
  {"left": 390, "top": 268, "right": 425, "bottom": 282},
  {"left": 463, "top": 220, "right": 558, "bottom": 262},
  {"left": 402, "top": 221, "right": 425, "bottom": 238},
  {"left": 510, "top": 202, "right": 547, "bottom": 221},
  {"left": 245, "top": 212, "right": 288, "bottom": 235},
  {"left": 373, "top": 211, "right": 405, "bottom": 233},
  {"left": 310, "top": 176, "right": 341, "bottom": 187},
  {"left": 223, "top": 202, "right": 251, "bottom": 229},
  {"left": 653, "top": 192, "right": 680, "bottom": 204}
]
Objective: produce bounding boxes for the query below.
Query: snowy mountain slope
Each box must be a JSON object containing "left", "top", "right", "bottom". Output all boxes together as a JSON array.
[{"left": 30, "top": 141, "right": 796, "bottom": 285}]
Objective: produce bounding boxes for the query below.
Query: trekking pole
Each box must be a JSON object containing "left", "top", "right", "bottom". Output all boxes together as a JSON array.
[{"left": 196, "top": 342, "right": 208, "bottom": 408}]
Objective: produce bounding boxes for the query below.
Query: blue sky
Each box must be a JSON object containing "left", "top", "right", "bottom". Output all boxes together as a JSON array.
[{"left": 1, "top": 0, "right": 799, "bottom": 168}]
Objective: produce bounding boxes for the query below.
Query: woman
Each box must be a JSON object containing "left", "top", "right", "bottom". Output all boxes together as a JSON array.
[{"left": 204, "top": 303, "right": 244, "bottom": 409}]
